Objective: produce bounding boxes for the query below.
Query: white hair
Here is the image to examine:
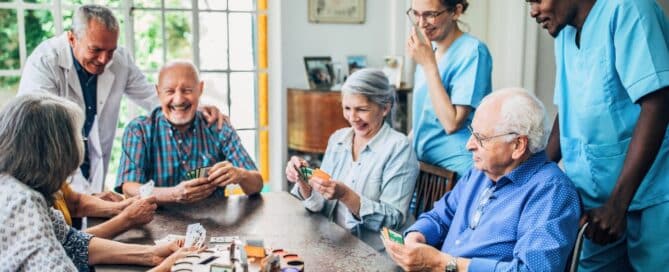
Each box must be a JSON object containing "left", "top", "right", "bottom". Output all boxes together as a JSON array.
[
  {"left": 481, "top": 87, "right": 549, "bottom": 154},
  {"left": 341, "top": 68, "right": 396, "bottom": 120},
  {"left": 71, "top": 4, "right": 119, "bottom": 39}
]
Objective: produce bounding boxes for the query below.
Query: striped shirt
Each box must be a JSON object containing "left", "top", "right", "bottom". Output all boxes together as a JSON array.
[{"left": 115, "top": 107, "right": 257, "bottom": 196}]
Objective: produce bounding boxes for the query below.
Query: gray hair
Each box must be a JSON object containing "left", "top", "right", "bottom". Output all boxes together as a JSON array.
[
  {"left": 341, "top": 68, "right": 396, "bottom": 118},
  {"left": 71, "top": 4, "right": 119, "bottom": 39},
  {"left": 0, "top": 94, "right": 85, "bottom": 204},
  {"left": 158, "top": 60, "right": 201, "bottom": 84},
  {"left": 482, "top": 88, "right": 549, "bottom": 154}
]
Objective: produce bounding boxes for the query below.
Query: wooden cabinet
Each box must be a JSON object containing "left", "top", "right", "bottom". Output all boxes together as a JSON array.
[{"left": 287, "top": 88, "right": 349, "bottom": 153}]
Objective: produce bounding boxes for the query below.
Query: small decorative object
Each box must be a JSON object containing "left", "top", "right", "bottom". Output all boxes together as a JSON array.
[
  {"left": 304, "top": 56, "right": 335, "bottom": 90},
  {"left": 382, "top": 56, "right": 403, "bottom": 88},
  {"left": 308, "top": 0, "right": 365, "bottom": 24},
  {"left": 346, "top": 55, "right": 367, "bottom": 75}
]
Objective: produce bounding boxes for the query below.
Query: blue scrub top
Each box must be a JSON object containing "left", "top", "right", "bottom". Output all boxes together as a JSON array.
[
  {"left": 412, "top": 33, "right": 492, "bottom": 177},
  {"left": 554, "top": 0, "right": 669, "bottom": 210}
]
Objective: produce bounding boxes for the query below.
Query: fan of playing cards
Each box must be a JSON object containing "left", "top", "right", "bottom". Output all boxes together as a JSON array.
[{"left": 184, "top": 223, "right": 207, "bottom": 248}]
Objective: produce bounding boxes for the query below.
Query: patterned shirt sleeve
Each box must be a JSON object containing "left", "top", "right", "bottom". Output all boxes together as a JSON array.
[
  {"left": 116, "top": 119, "right": 149, "bottom": 192},
  {"left": 219, "top": 122, "right": 257, "bottom": 170}
]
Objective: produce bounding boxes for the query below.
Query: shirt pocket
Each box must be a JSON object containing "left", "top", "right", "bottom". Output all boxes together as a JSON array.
[{"left": 584, "top": 137, "right": 630, "bottom": 201}]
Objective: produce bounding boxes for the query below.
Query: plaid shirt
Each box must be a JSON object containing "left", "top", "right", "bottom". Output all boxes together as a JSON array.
[{"left": 115, "top": 107, "right": 257, "bottom": 196}]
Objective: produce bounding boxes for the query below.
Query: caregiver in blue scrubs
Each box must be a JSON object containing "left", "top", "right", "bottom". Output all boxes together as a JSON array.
[
  {"left": 528, "top": 0, "right": 669, "bottom": 270},
  {"left": 407, "top": 0, "right": 492, "bottom": 177}
]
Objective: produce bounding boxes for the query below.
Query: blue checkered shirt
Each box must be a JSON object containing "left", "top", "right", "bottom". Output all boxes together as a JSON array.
[{"left": 115, "top": 107, "right": 257, "bottom": 196}]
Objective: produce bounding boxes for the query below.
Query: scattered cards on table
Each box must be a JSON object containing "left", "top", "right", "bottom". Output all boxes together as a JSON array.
[
  {"left": 139, "top": 180, "right": 154, "bottom": 198},
  {"left": 184, "top": 223, "right": 207, "bottom": 248},
  {"left": 186, "top": 166, "right": 211, "bottom": 180}
]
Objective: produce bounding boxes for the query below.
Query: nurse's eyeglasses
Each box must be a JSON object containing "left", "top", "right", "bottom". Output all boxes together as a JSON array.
[
  {"left": 467, "top": 125, "right": 519, "bottom": 149},
  {"left": 405, "top": 8, "right": 451, "bottom": 24}
]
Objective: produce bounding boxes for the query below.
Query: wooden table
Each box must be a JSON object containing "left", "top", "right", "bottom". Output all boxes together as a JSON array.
[{"left": 95, "top": 192, "right": 399, "bottom": 271}]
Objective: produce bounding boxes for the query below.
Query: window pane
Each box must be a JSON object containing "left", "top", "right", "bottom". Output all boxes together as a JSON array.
[
  {"left": 165, "top": 11, "right": 192, "bottom": 60},
  {"left": 199, "top": 12, "right": 227, "bottom": 70},
  {"left": 0, "top": 9, "right": 19, "bottom": 70},
  {"left": 25, "top": 9, "right": 55, "bottom": 56},
  {"left": 198, "top": 0, "right": 226, "bottom": 10},
  {"left": 0, "top": 76, "right": 20, "bottom": 109},
  {"left": 229, "top": 13, "right": 254, "bottom": 70},
  {"left": 133, "top": 0, "right": 160, "bottom": 8},
  {"left": 133, "top": 10, "right": 163, "bottom": 70},
  {"left": 165, "top": 0, "right": 191, "bottom": 9},
  {"left": 229, "top": 0, "right": 254, "bottom": 11},
  {"left": 200, "top": 72, "right": 229, "bottom": 115},
  {"left": 62, "top": 9, "right": 73, "bottom": 30},
  {"left": 236, "top": 130, "right": 257, "bottom": 165},
  {"left": 229, "top": 72, "right": 256, "bottom": 129}
]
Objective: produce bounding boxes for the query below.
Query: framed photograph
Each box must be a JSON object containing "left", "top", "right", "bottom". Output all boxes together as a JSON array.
[
  {"left": 308, "top": 0, "right": 365, "bottom": 24},
  {"left": 304, "top": 56, "right": 335, "bottom": 90},
  {"left": 347, "top": 55, "right": 367, "bottom": 75},
  {"left": 382, "top": 56, "right": 403, "bottom": 88}
]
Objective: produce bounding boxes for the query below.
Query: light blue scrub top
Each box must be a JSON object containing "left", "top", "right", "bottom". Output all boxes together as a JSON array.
[
  {"left": 412, "top": 33, "right": 492, "bottom": 177},
  {"left": 554, "top": 0, "right": 669, "bottom": 210}
]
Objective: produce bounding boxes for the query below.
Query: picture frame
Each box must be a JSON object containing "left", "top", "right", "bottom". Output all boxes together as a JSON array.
[
  {"left": 308, "top": 0, "right": 365, "bottom": 24},
  {"left": 382, "top": 56, "right": 403, "bottom": 88},
  {"left": 346, "top": 55, "right": 367, "bottom": 75},
  {"left": 304, "top": 56, "right": 335, "bottom": 90}
]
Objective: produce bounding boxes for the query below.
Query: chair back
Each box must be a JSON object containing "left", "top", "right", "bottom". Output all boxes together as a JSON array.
[
  {"left": 567, "top": 222, "right": 589, "bottom": 272},
  {"left": 412, "top": 162, "right": 457, "bottom": 218}
]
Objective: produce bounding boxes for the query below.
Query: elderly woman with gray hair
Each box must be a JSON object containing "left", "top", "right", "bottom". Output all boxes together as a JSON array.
[
  {"left": 285, "top": 69, "right": 419, "bottom": 250},
  {"left": 0, "top": 94, "right": 196, "bottom": 271}
]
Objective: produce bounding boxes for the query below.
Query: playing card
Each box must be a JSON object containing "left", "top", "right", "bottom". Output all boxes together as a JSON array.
[
  {"left": 139, "top": 180, "right": 154, "bottom": 198},
  {"left": 184, "top": 223, "right": 207, "bottom": 248},
  {"left": 200, "top": 167, "right": 211, "bottom": 178}
]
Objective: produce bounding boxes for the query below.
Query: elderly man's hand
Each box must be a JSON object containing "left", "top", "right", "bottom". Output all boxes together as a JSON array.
[
  {"left": 383, "top": 237, "right": 446, "bottom": 272},
  {"left": 310, "top": 176, "right": 347, "bottom": 200},
  {"left": 120, "top": 196, "right": 157, "bottom": 227},
  {"left": 199, "top": 105, "right": 229, "bottom": 129},
  {"left": 172, "top": 177, "right": 216, "bottom": 203},
  {"left": 208, "top": 161, "right": 244, "bottom": 188}
]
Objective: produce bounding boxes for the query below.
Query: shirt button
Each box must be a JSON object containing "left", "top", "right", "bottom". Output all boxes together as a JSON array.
[
  {"left": 455, "top": 239, "right": 461, "bottom": 245},
  {"left": 182, "top": 161, "right": 186, "bottom": 164},
  {"left": 178, "top": 140, "right": 183, "bottom": 144}
]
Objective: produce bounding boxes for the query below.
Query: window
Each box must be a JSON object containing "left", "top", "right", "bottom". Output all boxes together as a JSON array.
[{"left": 0, "top": 0, "right": 269, "bottom": 189}]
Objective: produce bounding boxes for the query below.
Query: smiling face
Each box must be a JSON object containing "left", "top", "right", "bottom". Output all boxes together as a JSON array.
[
  {"left": 156, "top": 63, "right": 203, "bottom": 131},
  {"left": 410, "top": 0, "right": 461, "bottom": 42},
  {"left": 341, "top": 93, "right": 389, "bottom": 140},
  {"left": 68, "top": 19, "right": 119, "bottom": 75},
  {"left": 528, "top": 0, "right": 578, "bottom": 38}
]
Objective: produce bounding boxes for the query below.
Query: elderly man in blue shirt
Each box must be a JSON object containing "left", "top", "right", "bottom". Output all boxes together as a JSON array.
[{"left": 384, "top": 88, "right": 581, "bottom": 272}]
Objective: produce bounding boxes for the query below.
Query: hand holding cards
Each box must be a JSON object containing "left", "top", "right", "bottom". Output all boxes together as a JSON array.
[
  {"left": 139, "top": 180, "right": 155, "bottom": 198},
  {"left": 381, "top": 227, "right": 405, "bottom": 244},
  {"left": 184, "top": 223, "right": 207, "bottom": 248}
]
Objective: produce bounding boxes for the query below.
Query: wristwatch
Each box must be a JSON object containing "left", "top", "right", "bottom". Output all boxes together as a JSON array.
[{"left": 445, "top": 255, "right": 457, "bottom": 272}]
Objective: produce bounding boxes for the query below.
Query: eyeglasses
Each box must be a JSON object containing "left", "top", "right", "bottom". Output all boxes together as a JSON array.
[
  {"left": 467, "top": 125, "right": 518, "bottom": 149},
  {"left": 405, "top": 8, "right": 451, "bottom": 24}
]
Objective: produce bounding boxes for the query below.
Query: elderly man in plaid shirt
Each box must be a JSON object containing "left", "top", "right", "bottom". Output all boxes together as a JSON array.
[{"left": 115, "top": 60, "right": 263, "bottom": 203}]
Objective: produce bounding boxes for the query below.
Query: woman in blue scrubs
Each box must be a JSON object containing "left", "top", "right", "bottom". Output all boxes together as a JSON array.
[
  {"left": 407, "top": 0, "right": 492, "bottom": 177},
  {"left": 528, "top": 0, "right": 669, "bottom": 270}
]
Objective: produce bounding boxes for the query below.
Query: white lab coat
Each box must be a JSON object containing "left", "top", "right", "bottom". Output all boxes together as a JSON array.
[{"left": 18, "top": 33, "right": 158, "bottom": 194}]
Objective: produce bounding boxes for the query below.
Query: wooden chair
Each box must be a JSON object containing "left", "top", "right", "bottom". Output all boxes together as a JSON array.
[{"left": 412, "top": 162, "right": 457, "bottom": 218}]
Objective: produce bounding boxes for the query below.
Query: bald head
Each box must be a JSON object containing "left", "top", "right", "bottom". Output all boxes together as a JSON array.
[{"left": 158, "top": 60, "right": 200, "bottom": 85}]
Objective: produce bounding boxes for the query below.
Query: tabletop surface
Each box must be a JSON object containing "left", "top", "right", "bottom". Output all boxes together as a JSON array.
[{"left": 95, "top": 192, "right": 399, "bottom": 272}]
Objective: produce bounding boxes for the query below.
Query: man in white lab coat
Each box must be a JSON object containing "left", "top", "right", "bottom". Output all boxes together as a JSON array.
[{"left": 18, "top": 4, "right": 224, "bottom": 195}]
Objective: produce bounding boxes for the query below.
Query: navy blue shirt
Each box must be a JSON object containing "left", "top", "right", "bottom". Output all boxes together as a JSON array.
[
  {"left": 71, "top": 48, "right": 97, "bottom": 179},
  {"left": 406, "top": 151, "right": 581, "bottom": 271}
]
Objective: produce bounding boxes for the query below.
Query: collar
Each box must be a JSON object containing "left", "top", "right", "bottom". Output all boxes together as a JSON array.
[
  {"left": 70, "top": 47, "right": 97, "bottom": 81},
  {"left": 497, "top": 151, "right": 549, "bottom": 186}
]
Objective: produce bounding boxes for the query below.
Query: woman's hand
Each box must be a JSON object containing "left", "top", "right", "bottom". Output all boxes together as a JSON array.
[
  {"left": 310, "top": 176, "right": 348, "bottom": 201},
  {"left": 406, "top": 27, "right": 436, "bottom": 67}
]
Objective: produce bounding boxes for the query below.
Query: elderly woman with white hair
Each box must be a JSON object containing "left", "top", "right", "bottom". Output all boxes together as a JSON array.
[
  {"left": 0, "top": 94, "right": 197, "bottom": 271},
  {"left": 285, "top": 69, "right": 420, "bottom": 250}
]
